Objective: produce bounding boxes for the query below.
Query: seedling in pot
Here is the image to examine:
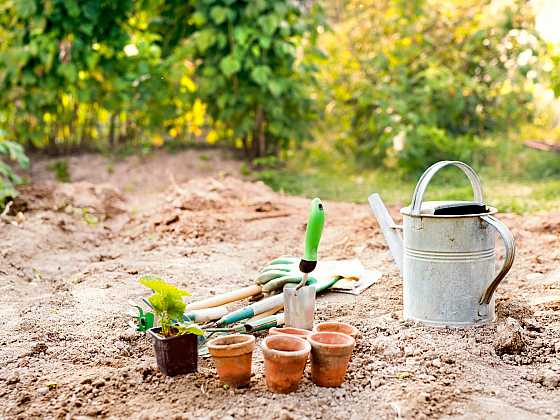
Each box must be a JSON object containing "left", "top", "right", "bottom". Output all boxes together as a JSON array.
[{"left": 138, "top": 275, "right": 204, "bottom": 376}]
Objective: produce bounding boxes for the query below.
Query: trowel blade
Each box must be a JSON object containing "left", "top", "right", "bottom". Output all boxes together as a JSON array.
[{"left": 283, "top": 285, "right": 316, "bottom": 330}]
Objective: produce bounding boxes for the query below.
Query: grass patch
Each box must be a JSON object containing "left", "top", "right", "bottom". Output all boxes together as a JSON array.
[
  {"left": 256, "top": 158, "right": 560, "bottom": 214},
  {"left": 47, "top": 160, "right": 71, "bottom": 183}
]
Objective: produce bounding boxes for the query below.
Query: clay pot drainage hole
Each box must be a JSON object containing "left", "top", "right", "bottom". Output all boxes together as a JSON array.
[
  {"left": 308, "top": 331, "right": 355, "bottom": 387},
  {"left": 207, "top": 334, "right": 256, "bottom": 388},
  {"left": 262, "top": 335, "right": 311, "bottom": 394}
]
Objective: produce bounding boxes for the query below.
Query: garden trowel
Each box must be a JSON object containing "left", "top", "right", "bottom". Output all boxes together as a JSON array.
[{"left": 284, "top": 197, "right": 325, "bottom": 330}]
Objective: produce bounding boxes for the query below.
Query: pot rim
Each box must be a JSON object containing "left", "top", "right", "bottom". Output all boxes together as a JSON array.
[
  {"left": 207, "top": 334, "right": 256, "bottom": 353},
  {"left": 262, "top": 335, "right": 311, "bottom": 358},
  {"left": 270, "top": 327, "right": 313, "bottom": 336},
  {"left": 314, "top": 321, "right": 358, "bottom": 336},
  {"left": 308, "top": 331, "right": 355, "bottom": 349},
  {"left": 148, "top": 327, "right": 197, "bottom": 342}
]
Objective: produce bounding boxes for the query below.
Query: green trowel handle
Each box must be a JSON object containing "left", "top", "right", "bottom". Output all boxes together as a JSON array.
[{"left": 300, "top": 197, "right": 325, "bottom": 273}]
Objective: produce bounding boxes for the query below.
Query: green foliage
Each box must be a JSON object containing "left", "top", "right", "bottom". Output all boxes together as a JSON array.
[
  {"left": 48, "top": 160, "right": 71, "bottom": 182},
  {"left": 316, "top": 0, "right": 544, "bottom": 174},
  {"left": 0, "top": 0, "right": 557, "bottom": 181},
  {"left": 397, "top": 126, "right": 485, "bottom": 175},
  {"left": 187, "top": 0, "right": 325, "bottom": 161},
  {"left": 0, "top": 140, "right": 29, "bottom": 207},
  {"left": 0, "top": 0, "right": 198, "bottom": 150},
  {"left": 138, "top": 275, "right": 202, "bottom": 337},
  {"left": 0, "top": 0, "right": 324, "bottom": 160}
]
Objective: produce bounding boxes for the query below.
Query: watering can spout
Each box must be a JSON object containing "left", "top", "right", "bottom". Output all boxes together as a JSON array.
[{"left": 368, "top": 193, "right": 403, "bottom": 274}]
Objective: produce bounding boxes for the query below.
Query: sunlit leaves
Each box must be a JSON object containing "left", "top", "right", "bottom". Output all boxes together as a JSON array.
[
  {"left": 219, "top": 55, "right": 241, "bottom": 77},
  {"left": 251, "top": 65, "right": 271, "bottom": 85},
  {"left": 210, "top": 6, "right": 229, "bottom": 24},
  {"left": 139, "top": 275, "right": 191, "bottom": 336},
  {"left": 194, "top": 28, "right": 217, "bottom": 52},
  {"left": 316, "top": 0, "right": 542, "bottom": 173},
  {"left": 189, "top": 0, "right": 323, "bottom": 160}
]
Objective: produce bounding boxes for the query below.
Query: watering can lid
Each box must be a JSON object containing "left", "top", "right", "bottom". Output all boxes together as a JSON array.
[{"left": 400, "top": 200, "right": 497, "bottom": 217}]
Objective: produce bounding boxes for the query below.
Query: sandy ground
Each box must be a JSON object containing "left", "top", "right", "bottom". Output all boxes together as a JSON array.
[{"left": 1, "top": 149, "right": 559, "bottom": 420}]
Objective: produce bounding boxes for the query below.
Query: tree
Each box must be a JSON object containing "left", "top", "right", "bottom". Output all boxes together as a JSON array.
[
  {"left": 315, "top": 0, "right": 543, "bottom": 173},
  {"left": 186, "top": 0, "right": 324, "bottom": 162}
]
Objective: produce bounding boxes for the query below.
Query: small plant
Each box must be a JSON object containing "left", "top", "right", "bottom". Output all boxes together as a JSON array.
[
  {"left": 48, "top": 160, "right": 71, "bottom": 182},
  {"left": 0, "top": 140, "right": 29, "bottom": 208},
  {"left": 138, "top": 275, "right": 203, "bottom": 337}
]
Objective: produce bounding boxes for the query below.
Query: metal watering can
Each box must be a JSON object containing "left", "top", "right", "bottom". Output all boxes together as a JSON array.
[{"left": 369, "top": 161, "right": 515, "bottom": 327}]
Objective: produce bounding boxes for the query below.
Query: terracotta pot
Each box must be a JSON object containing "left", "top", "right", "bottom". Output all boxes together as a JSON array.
[
  {"left": 314, "top": 321, "right": 359, "bottom": 339},
  {"left": 308, "top": 332, "right": 355, "bottom": 387},
  {"left": 268, "top": 327, "right": 313, "bottom": 339},
  {"left": 148, "top": 327, "right": 198, "bottom": 376},
  {"left": 207, "top": 334, "right": 256, "bottom": 387},
  {"left": 262, "top": 335, "right": 311, "bottom": 394}
]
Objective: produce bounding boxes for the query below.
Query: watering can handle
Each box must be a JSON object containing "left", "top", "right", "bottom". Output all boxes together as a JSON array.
[
  {"left": 479, "top": 215, "right": 516, "bottom": 305},
  {"left": 411, "top": 161, "right": 484, "bottom": 216}
]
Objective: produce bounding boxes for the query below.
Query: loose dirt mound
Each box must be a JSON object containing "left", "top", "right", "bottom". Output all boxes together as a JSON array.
[
  {"left": 137, "top": 177, "right": 294, "bottom": 243},
  {"left": 166, "top": 177, "right": 276, "bottom": 211},
  {"left": 14, "top": 181, "right": 127, "bottom": 219}
]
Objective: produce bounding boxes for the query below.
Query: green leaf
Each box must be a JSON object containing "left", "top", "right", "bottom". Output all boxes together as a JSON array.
[
  {"left": 210, "top": 6, "right": 228, "bottom": 24},
  {"left": 58, "top": 63, "right": 77, "bottom": 83},
  {"left": 16, "top": 0, "right": 37, "bottom": 18},
  {"left": 267, "top": 80, "right": 284, "bottom": 97},
  {"left": 250, "top": 66, "right": 271, "bottom": 85},
  {"left": 176, "top": 322, "right": 205, "bottom": 336},
  {"left": 195, "top": 29, "right": 216, "bottom": 53},
  {"left": 81, "top": 23, "right": 94, "bottom": 36},
  {"left": 0, "top": 141, "right": 29, "bottom": 169},
  {"left": 273, "top": 3, "right": 288, "bottom": 16},
  {"left": 63, "top": 0, "right": 81, "bottom": 18},
  {"left": 220, "top": 55, "right": 241, "bottom": 77},
  {"left": 139, "top": 276, "right": 191, "bottom": 335},
  {"left": 258, "top": 15, "right": 279, "bottom": 36},
  {"left": 258, "top": 37, "right": 271, "bottom": 49},
  {"left": 138, "top": 276, "right": 191, "bottom": 297},
  {"left": 234, "top": 27, "right": 251, "bottom": 45},
  {"left": 192, "top": 11, "right": 206, "bottom": 26}
]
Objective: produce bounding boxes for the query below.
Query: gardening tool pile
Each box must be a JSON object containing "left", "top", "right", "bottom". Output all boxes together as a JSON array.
[
  {"left": 129, "top": 197, "right": 380, "bottom": 353},
  {"left": 128, "top": 160, "right": 519, "bottom": 395},
  {"left": 129, "top": 257, "right": 380, "bottom": 349}
]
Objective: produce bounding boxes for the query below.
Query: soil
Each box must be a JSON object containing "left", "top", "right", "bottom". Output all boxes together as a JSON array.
[{"left": 1, "top": 149, "right": 559, "bottom": 419}]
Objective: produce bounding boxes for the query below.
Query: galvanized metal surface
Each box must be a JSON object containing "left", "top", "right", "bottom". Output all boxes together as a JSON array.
[
  {"left": 368, "top": 193, "right": 403, "bottom": 272},
  {"left": 283, "top": 285, "right": 316, "bottom": 330},
  {"left": 402, "top": 214, "right": 498, "bottom": 326},
  {"left": 370, "top": 160, "right": 516, "bottom": 327}
]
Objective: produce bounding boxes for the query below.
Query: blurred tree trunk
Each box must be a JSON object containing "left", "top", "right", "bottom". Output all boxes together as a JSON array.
[
  {"left": 108, "top": 112, "right": 118, "bottom": 147},
  {"left": 253, "top": 105, "right": 266, "bottom": 158}
]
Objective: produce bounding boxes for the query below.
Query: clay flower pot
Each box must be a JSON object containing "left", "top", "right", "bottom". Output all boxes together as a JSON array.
[
  {"left": 148, "top": 327, "right": 198, "bottom": 377},
  {"left": 314, "top": 321, "right": 359, "bottom": 339},
  {"left": 207, "top": 334, "right": 255, "bottom": 387},
  {"left": 268, "top": 327, "right": 313, "bottom": 339},
  {"left": 308, "top": 332, "right": 355, "bottom": 387},
  {"left": 262, "top": 335, "right": 311, "bottom": 394}
]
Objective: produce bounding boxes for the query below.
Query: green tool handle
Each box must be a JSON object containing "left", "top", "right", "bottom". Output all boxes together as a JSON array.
[
  {"left": 299, "top": 197, "right": 325, "bottom": 273},
  {"left": 315, "top": 276, "right": 341, "bottom": 293},
  {"left": 244, "top": 314, "right": 283, "bottom": 332}
]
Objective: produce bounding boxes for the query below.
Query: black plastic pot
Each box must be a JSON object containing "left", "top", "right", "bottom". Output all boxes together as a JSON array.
[{"left": 148, "top": 327, "right": 198, "bottom": 376}]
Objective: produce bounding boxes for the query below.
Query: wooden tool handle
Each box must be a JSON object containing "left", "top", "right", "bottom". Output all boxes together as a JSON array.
[{"left": 188, "top": 284, "right": 262, "bottom": 310}]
